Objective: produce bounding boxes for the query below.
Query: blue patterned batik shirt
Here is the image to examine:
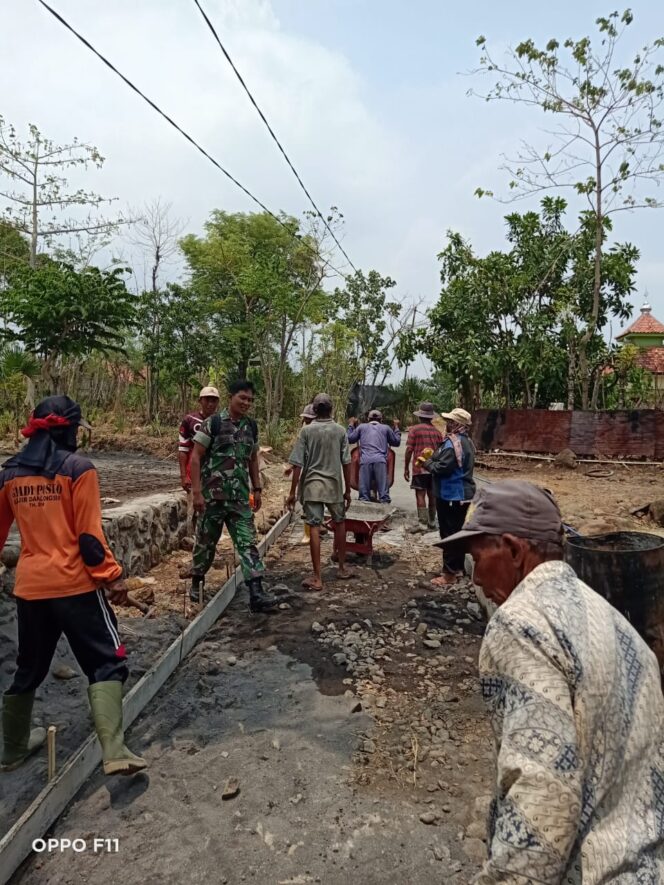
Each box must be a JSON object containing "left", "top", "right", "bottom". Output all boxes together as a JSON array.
[{"left": 475, "top": 560, "right": 664, "bottom": 884}]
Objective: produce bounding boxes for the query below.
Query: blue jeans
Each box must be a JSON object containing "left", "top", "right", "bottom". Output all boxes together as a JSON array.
[{"left": 359, "top": 461, "right": 390, "bottom": 503}]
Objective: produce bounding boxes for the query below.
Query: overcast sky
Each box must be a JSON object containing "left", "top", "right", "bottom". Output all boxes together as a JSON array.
[{"left": 2, "top": 0, "right": 663, "bottom": 346}]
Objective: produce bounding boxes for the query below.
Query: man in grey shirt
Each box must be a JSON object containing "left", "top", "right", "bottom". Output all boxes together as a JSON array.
[{"left": 287, "top": 393, "right": 352, "bottom": 591}]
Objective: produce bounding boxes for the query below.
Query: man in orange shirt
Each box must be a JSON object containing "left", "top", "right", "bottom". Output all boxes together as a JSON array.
[{"left": 0, "top": 396, "right": 146, "bottom": 775}]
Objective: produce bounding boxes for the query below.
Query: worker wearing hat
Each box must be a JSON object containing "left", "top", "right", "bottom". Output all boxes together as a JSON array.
[
  {"left": 178, "top": 386, "right": 220, "bottom": 493},
  {"left": 424, "top": 407, "right": 475, "bottom": 586},
  {"left": 284, "top": 403, "right": 317, "bottom": 544},
  {"left": 437, "top": 480, "right": 664, "bottom": 883},
  {"left": 0, "top": 396, "right": 145, "bottom": 775},
  {"left": 404, "top": 402, "right": 444, "bottom": 528}
]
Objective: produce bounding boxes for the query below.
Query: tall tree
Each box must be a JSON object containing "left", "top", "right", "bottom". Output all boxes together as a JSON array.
[
  {"left": 0, "top": 262, "right": 136, "bottom": 393},
  {"left": 181, "top": 210, "right": 330, "bottom": 436},
  {"left": 138, "top": 283, "right": 211, "bottom": 414},
  {"left": 399, "top": 199, "right": 637, "bottom": 409},
  {"left": 130, "top": 199, "right": 186, "bottom": 419},
  {"left": 473, "top": 10, "right": 664, "bottom": 406},
  {"left": 0, "top": 117, "right": 125, "bottom": 268},
  {"left": 333, "top": 269, "right": 404, "bottom": 414}
]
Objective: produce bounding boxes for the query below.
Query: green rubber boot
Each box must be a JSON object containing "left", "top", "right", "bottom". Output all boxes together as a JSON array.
[
  {"left": 428, "top": 503, "right": 438, "bottom": 530},
  {"left": 1, "top": 692, "right": 46, "bottom": 772},
  {"left": 88, "top": 681, "right": 147, "bottom": 776},
  {"left": 417, "top": 507, "right": 429, "bottom": 527}
]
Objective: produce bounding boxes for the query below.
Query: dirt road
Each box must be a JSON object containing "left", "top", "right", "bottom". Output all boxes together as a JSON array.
[{"left": 11, "top": 523, "right": 491, "bottom": 885}]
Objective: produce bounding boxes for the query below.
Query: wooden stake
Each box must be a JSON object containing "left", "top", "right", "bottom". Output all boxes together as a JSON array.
[{"left": 47, "top": 726, "right": 57, "bottom": 782}]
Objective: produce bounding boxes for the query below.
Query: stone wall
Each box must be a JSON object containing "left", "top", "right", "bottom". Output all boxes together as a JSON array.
[
  {"left": 101, "top": 492, "right": 188, "bottom": 575},
  {"left": 1, "top": 492, "right": 189, "bottom": 578}
]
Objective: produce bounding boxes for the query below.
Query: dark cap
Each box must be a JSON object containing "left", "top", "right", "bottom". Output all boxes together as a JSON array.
[
  {"left": 368, "top": 409, "right": 382, "bottom": 420},
  {"left": 312, "top": 392, "right": 333, "bottom": 412},
  {"left": 413, "top": 402, "right": 437, "bottom": 419},
  {"left": 436, "top": 480, "right": 563, "bottom": 551},
  {"left": 300, "top": 403, "right": 316, "bottom": 419}
]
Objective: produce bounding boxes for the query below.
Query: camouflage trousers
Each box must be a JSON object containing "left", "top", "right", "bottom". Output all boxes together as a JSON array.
[{"left": 192, "top": 499, "right": 264, "bottom": 582}]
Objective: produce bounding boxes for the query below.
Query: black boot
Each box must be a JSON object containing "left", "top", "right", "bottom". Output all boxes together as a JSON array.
[
  {"left": 189, "top": 575, "right": 205, "bottom": 604},
  {"left": 248, "top": 578, "right": 278, "bottom": 613}
]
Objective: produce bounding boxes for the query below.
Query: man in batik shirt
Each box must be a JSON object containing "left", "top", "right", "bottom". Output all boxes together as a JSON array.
[{"left": 438, "top": 480, "right": 664, "bottom": 884}]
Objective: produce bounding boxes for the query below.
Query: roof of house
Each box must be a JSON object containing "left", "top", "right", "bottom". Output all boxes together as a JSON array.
[
  {"left": 634, "top": 346, "right": 664, "bottom": 374},
  {"left": 617, "top": 303, "right": 664, "bottom": 339}
]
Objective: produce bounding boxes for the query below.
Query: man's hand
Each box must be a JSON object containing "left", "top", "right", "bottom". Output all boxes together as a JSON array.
[
  {"left": 348, "top": 416, "right": 359, "bottom": 428},
  {"left": 286, "top": 493, "right": 296, "bottom": 511},
  {"left": 181, "top": 477, "right": 192, "bottom": 493},
  {"left": 193, "top": 491, "right": 205, "bottom": 514},
  {"left": 105, "top": 578, "right": 128, "bottom": 606},
  {"left": 252, "top": 490, "right": 262, "bottom": 512},
  {"left": 404, "top": 468, "right": 410, "bottom": 483},
  {"left": 344, "top": 489, "right": 352, "bottom": 510},
  {"left": 283, "top": 465, "right": 293, "bottom": 477}
]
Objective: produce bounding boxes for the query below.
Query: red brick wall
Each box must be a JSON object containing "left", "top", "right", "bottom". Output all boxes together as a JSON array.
[{"left": 472, "top": 409, "right": 662, "bottom": 459}]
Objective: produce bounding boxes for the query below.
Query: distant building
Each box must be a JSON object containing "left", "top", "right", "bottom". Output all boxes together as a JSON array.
[{"left": 616, "top": 303, "right": 664, "bottom": 402}]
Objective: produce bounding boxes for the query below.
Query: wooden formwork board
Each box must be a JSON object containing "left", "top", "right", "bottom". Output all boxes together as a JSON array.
[{"left": 0, "top": 510, "right": 292, "bottom": 885}]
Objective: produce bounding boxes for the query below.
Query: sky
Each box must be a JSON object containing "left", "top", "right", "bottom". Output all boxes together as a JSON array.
[{"left": 2, "top": 0, "right": 664, "bottom": 350}]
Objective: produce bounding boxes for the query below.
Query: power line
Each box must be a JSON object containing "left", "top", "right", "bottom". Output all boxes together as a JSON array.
[
  {"left": 35, "top": 0, "right": 350, "bottom": 279},
  {"left": 192, "top": 0, "right": 358, "bottom": 274}
]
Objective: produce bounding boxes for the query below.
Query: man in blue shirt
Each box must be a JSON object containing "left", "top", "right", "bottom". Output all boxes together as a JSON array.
[
  {"left": 425, "top": 407, "right": 475, "bottom": 586},
  {"left": 347, "top": 410, "right": 401, "bottom": 503}
]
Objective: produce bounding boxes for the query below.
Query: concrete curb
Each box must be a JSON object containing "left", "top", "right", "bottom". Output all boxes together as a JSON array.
[{"left": 0, "top": 509, "right": 292, "bottom": 884}]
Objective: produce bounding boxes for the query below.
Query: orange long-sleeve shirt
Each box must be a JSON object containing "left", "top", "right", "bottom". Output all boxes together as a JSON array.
[{"left": 0, "top": 452, "right": 122, "bottom": 600}]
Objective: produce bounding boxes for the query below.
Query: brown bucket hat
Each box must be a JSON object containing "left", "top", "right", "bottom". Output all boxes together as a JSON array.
[{"left": 413, "top": 402, "right": 437, "bottom": 419}]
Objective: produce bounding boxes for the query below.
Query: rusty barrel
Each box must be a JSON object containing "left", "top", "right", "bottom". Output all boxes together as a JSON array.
[{"left": 565, "top": 532, "right": 664, "bottom": 668}]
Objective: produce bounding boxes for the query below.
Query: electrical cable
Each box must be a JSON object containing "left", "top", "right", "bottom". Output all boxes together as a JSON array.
[
  {"left": 192, "top": 0, "right": 358, "bottom": 274},
  {"left": 35, "top": 0, "right": 350, "bottom": 279}
]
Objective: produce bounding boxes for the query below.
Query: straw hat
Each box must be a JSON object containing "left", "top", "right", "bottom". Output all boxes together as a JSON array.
[{"left": 440, "top": 407, "right": 472, "bottom": 426}]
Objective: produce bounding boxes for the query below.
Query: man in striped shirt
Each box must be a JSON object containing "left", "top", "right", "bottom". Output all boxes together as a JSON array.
[
  {"left": 404, "top": 402, "right": 443, "bottom": 528},
  {"left": 178, "top": 386, "right": 220, "bottom": 492}
]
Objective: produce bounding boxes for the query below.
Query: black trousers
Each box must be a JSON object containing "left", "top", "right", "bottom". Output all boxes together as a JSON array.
[
  {"left": 436, "top": 500, "right": 471, "bottom": 574},
  {"left": 6, "top": 589, "right": 128, "bottom": 696}
]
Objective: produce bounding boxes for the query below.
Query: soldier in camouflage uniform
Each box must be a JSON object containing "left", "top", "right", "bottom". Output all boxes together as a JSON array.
[{"left": 188, "top": 380, "right": 277, "bottom": 613}]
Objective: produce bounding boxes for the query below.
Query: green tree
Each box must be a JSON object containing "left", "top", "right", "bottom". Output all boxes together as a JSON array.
[
  {"left": 333, "top": 269, "right": 402, "bottom": 414},
  {"left": 0, "top": 346, "right": 40, "bottom": 444},
  {"left": 400, "top": 199, "right": 637, "bottom": 408},
  {"left": 0, "top": 221, "right": 31, "bottom": 290},
  {"left": 473, "top": 10, "right": 664, "bottom": 407},
  {"left": 0, "top": 262, "right": 136, "bottom": 393},
  {"left": 138, "top": 283, "right": 211, "bottom": 415},
  {"left": 181, "top": 210, "right": 330, "bottom": 436}
]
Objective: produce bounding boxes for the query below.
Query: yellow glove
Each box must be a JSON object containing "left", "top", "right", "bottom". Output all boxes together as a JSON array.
[{"left": 415, "top": 447, "right": 434, "bottom": 467}]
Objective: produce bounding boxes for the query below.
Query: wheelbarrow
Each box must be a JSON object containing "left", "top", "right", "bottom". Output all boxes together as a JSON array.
[{"left": 326, "top": 501, "right": 395, "bottom": 566}]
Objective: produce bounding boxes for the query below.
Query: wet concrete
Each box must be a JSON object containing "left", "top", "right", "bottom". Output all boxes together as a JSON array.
[{"left": 12, "top": 629, "right": 467, "bottom": 885}]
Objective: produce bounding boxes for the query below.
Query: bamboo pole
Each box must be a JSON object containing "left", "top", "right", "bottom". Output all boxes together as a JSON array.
[
  {"left": 47, "top": 726, "right": 57, "bottom": 782},
  {"left": 478, "top": 451, "right": 661, "bottom": 467}
]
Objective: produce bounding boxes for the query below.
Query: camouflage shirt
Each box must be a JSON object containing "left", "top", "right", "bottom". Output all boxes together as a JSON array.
[{"left": 193, "top": 409, "right": 259, "bottom": 503}]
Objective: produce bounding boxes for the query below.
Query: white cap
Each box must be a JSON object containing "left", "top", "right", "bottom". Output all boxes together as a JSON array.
[{"left": 199, "top": 386, "right": 220, "bottom": 399}]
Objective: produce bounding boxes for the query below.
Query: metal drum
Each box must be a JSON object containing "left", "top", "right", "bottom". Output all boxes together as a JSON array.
[{"left": 565, "top": 531, "right": 664, "bottom": 668}]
